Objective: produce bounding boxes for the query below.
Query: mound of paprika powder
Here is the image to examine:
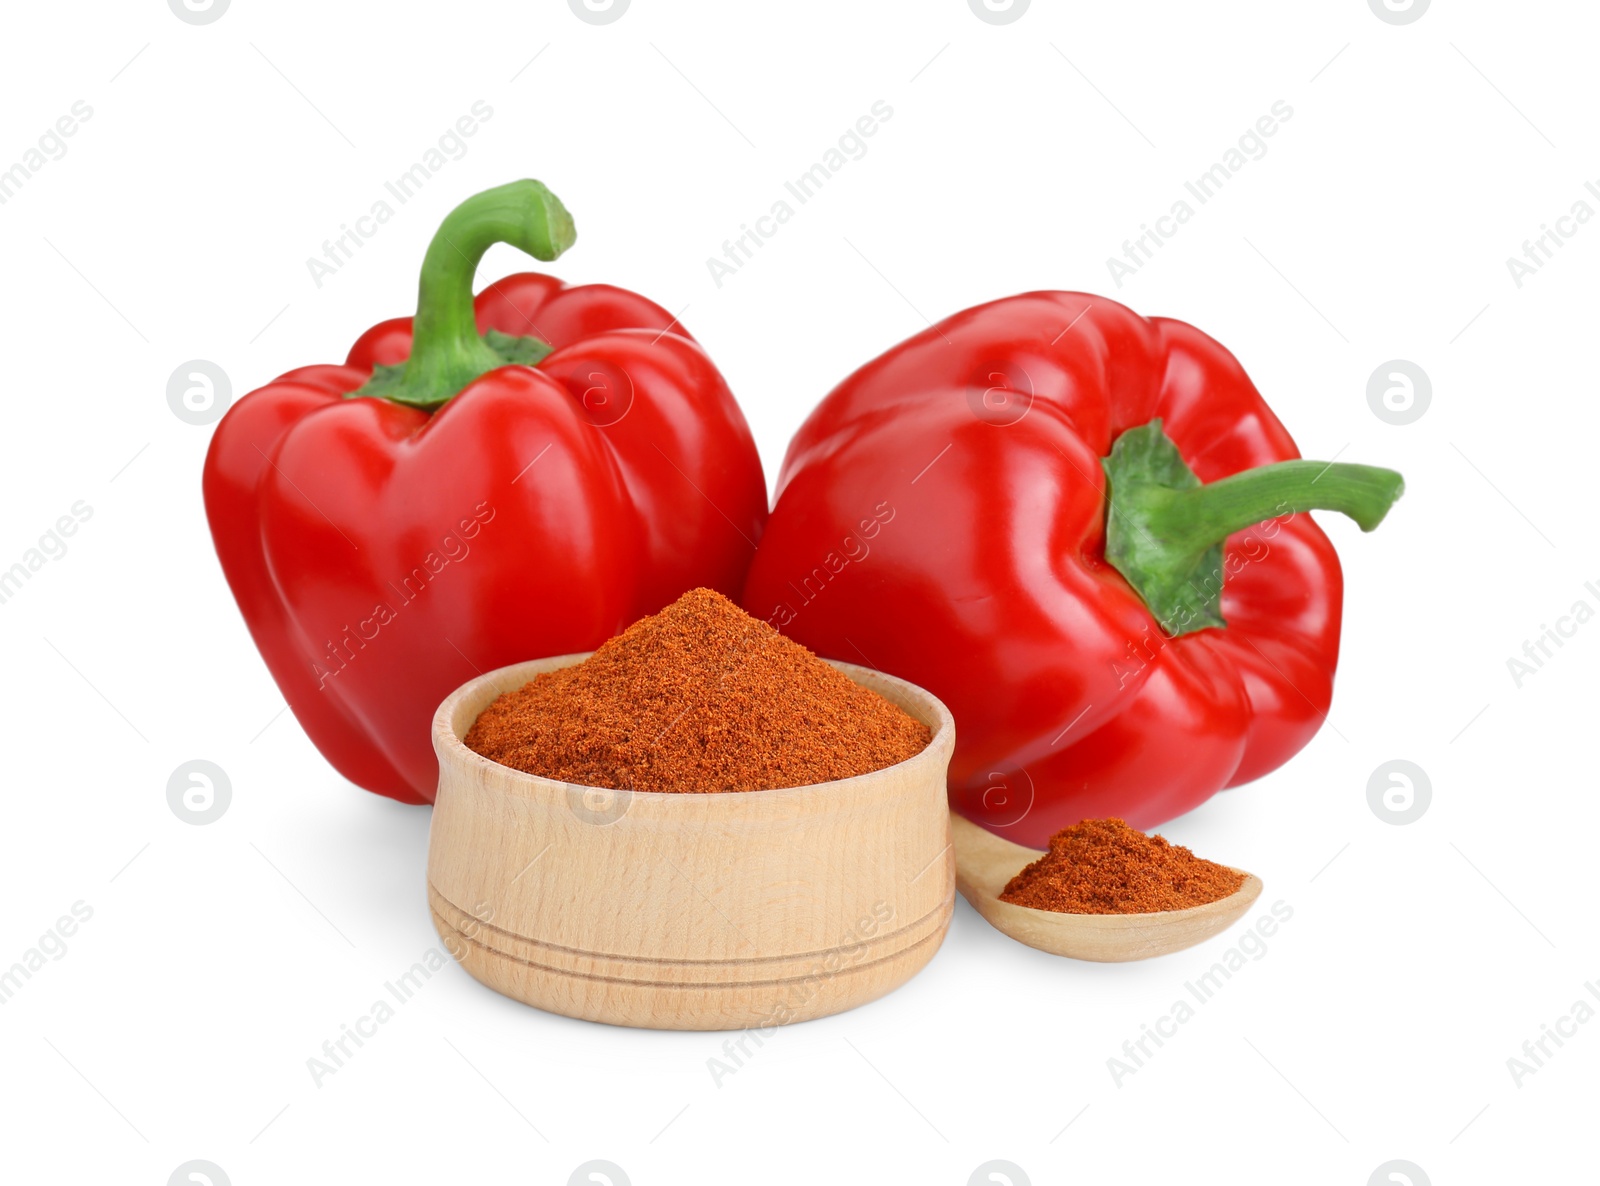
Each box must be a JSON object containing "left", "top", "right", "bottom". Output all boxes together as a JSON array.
[
  {"left": 999, "top": 818, "right": 1245, "bottom": 914},
  {"left": 464, "top": 588, "right": 931, "bottom": 792}
]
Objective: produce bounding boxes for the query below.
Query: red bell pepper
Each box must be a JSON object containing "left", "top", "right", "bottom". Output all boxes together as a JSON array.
[
  {"left": 742, "top": 292, "right": 1402, "bottom": 846},
  {"left": 205, "top": 181, "right": 766, "bottom": 804}
]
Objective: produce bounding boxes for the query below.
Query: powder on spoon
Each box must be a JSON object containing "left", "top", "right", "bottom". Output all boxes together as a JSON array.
[
  {"left": 998, "top": 817, "right": 1245, "bottom": 914},
  {"left": 463, "top": 587, "right": 932, "bottom": 792}
]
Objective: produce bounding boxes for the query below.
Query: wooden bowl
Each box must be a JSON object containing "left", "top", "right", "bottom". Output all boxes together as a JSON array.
[{"left": 426, "top": 654, "right": 956, "bottom": 1030}]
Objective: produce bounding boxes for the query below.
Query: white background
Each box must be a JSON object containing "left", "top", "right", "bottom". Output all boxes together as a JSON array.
[{"left": 1, "top": 1, "right": 1594, "bottom": 1183}]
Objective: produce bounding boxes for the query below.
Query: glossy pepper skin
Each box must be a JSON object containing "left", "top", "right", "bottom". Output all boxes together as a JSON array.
[
  {"left": 205, "top": 182, "right": 766, "bottom": 804},
  {"left": 742, "top": 292, "right": 1401, "bottom": 847}
]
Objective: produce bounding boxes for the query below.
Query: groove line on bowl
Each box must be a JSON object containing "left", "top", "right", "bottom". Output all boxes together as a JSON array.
[
  {"left": 431, "top": 901, "right": 953, "bottom": 991},
  {"left": 428, "top": 882, "right": 955, "bottom": 968}
]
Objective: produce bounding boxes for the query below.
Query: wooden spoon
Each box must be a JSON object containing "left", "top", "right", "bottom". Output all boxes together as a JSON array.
[{"left": 950, "top": 814, "right": 1263, "bottom": 962}]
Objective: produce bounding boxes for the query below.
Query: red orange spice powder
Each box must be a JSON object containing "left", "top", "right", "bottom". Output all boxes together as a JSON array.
[
  {"left": 464, "top": 588, "right": 931, "bottom": 792},
  {"left": 999, "top": 817, "right": 1245, "bottom": 914}
]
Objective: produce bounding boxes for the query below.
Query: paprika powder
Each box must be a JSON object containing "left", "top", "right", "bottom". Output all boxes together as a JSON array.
[
  {"left": 999, "top": 818, "right": 1244, "bottom": 914},
  {"left": 465, "top": 588, "right": 930, "bottom": 792}
]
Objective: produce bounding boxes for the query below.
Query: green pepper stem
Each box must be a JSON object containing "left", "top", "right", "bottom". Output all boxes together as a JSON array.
[
  {"left": 358, "top": 180, "right": 575, "bottom": 407},
  {"left": 1142, "top": 460, "right": 1405, "bottom": 549},
  {"left": 1100, "top": 420, "right": 1404, "bottom": 637}
]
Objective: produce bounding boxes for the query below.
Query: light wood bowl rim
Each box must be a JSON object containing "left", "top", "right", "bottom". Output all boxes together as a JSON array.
[{"left": 432, "top": 651, "right": 956, "bottom": 803}]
